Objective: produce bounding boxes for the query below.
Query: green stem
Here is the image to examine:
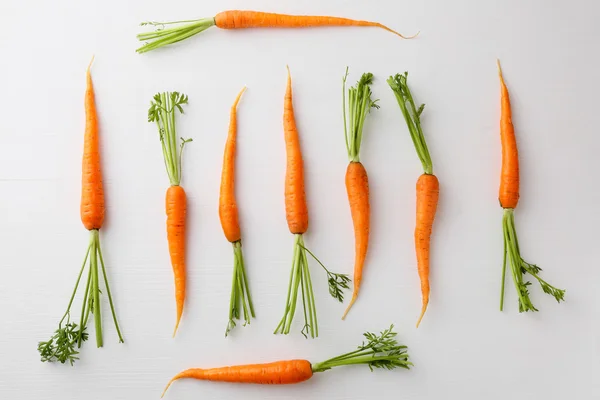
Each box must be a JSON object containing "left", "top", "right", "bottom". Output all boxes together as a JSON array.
[
  {"left": 96, "top": 234, "right": 124, "bottom": 343},
  {"left": 344, "top": 71, "right": 377, "bottom": 163},
  {"left": 237, "top": 243, "right": 255, "bottom": 317},
  {"left": 59, "top": 244, "right": 92, "bottom": 327},
  {"left": 274, "top": 238, "right": 299, "bottom": 334},
  {"left": 77, "top": 261, "right": 93, "bottom": 347},
  {"left": 136, "top": 18, "right": 216, "bottom": 53},
  {"left": 90, "top": 230, "right": 102, "bottom": 347},
  {"left": 500, "top": 215, "right": 508, "bottom": 311},
  {"left": 299, "top": 238, "right": 317, "bottom": 337}
]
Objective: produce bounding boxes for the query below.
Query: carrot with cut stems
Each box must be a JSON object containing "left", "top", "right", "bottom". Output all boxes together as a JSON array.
[
  {"left": 274, "top": 67, "right": 350, "bottom": 338},
  {"left": 38, "top": 58, "right": 124, "bottom": 365},
  {"left": 220, "top": 87, "right": 255, "bottom": 335},
  {"left": 340, "top": 69, "right": 379, "bottom": 320},
  {"left": 496, "top": 60, "right": 565, "bottom": 312},
  {"left": 148, "top": 91, "right": 193, "bottom": 336},
  {"left": 388, "top": 72, "right": 438, "bottom": 328},
  {"left": 136, "top": 10, "right": 417, "bottom": 53},
  {"left": 162, "top": 324, "right": 411, "bottom": 396}
]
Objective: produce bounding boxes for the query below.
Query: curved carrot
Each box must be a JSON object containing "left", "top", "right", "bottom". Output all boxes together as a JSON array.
[
  {"left": 341, "top": 70, "right": 377, "bottom": 319},
  {"left": 219, "top": 87, "right": 255, "bottom": 335},
  {"left": 166, "top": 185, "right": 187, "bottom": 336},
  {"left": 148, "top": 91, "right": 192, "bottom": 336},
  {"left": 81, "top": 56, "right": 104, "bottom": 231},
  {"left": 162, "top": 325, "right": 411, "bottom": 397},
  {"left": 137, "top": 11, "right": 417, "bottom": 53},
  {"left": 388, "top": 72, "right": 438, "bottom": 327},
  {"left": 496, "top": 60, "right": 564, "bottom": 312}
]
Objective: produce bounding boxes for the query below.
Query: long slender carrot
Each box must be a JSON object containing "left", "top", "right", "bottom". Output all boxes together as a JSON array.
[
  {"left": 162, "top": 325, "right": 410, "bottom": 397},
  {"left": 38, "top": 58, "right": 123, "bottom": 365},
  {"left": 274, "top": 67, "right": 349, "bottom": 338},
  {"left": 219, "top": 87, "right": 255, "bottom": 335},
  {"left": 388, "top": 72, "right": 438, "bottom": 328},
  {"left": 148, "top": 91, "right": 192, "bottom": 336},
  {"left": 136, "top": 10, "right": 417, "bottom": 53},
  {"left": 340, "top": 70, "right": 378, "bottom": 320},
  {"left": 496, "top": 60, "right": 564, "bottom": 312}
]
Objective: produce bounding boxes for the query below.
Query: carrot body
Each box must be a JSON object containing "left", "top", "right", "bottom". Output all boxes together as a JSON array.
[
  {"left": 81, "top": 59, "right": 104, "bottom": 231},
  {"left": 219, "top": 87, "right": 246, "bottom": 243},
  {"left": 283, "top": 67, "right": 308, "bottom": 235},
  {"left": 498, "top": 61, "right": 519, "bottom": 209},
  {"left": 166, "top": 185, "right": 187, "bottom": 336},
  {"left": 214, "top": 10, "right": 409, "bottom": 38},
  {"left": 342, "top": 161, "right": 370, "bottom": 319},
  {"left": 415, "top": 173, "right": 439, "bottom": 328}
]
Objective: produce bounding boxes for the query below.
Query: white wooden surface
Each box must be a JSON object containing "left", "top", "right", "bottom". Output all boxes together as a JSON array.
[{"left": 0, "top": 0, "right": 598, "bottom": 399}]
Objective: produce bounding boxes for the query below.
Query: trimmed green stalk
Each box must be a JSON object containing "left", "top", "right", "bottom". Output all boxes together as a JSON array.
[
  {"left": 137, "top": 18, "right": 217, "bottom": 53},
  {"left": 226, "top": 241, "right": 255, "bottom": 336}
]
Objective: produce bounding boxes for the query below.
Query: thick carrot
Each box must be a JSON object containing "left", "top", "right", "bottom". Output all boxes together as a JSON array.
[
  {"left": 166, "top": 185, "right": 187, "bottom": 336},
  {"left": 162, "top": 325, "right": 410, "bottom": 397},
  {"left": 137, "top": 11, "right": 416, "bottom": 53},
  {"left": 219, "top": 87, "right": 255, "bottom": 335},
  {"left": 496, "top": 60, "right": 565, "bottom": 312},
  {"left": 340, "top": 70, "right": 377, "bottom": 319},
  {"left": 388, "top": 72, "right": 438, "bottom": 328},
  {"left": 148, "top": 91, "right": 192, "bottom": 336}
]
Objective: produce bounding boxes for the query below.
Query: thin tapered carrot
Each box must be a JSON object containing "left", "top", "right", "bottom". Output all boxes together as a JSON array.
[
  {"left": 388, "top": 72, "right": 438, "bottom": 328},
  {"left": 148, "top": 91, "right": 192, "bottom": 336},
  {"left": 219, "top": 87, "right": 255, "bottom": 335},
  {"left": 496, "top": 60, "right": 565, "bottom": 312},
  {"left": 162, "top": 325, "right": 410, "bottom": 397},
  {"left": 137, "top": 11, "right": 417, "bottom": 53},
  {"left": 340, "top": 70, "right": 377, "bottom": 319}
]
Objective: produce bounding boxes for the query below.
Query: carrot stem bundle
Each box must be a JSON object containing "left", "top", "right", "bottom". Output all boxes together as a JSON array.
[
  {"left": 388, "top": 72, "right": 439, "bottom": 328},
  {"left": 148, "top": 91, "right": 192, "bottom": 336},
  {"left": 274, "top": 67, "right": 349, "bottom": 338},
  {"left": 219, "top": 87, "right": 255, "bottom": 336},
  {"left": 340, "top": 69, "right": 378, "bottom": 320},
  {"left": 38, "top": 59, "right": 123, "bottom": 365},
  {"left": 496, "top": 61, "right": 564, "bottom": 312},
  {"left": 162, "top": 325, "right": 410, "bottom": 396},
  {"left": 136, "top": 10, "right": 415, "bottom": 53}
]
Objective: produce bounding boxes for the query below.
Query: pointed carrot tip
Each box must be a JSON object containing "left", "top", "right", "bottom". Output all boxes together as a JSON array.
[
  {"left": 87, "top": 55, "right": 95, "bottom": 73},
  {"left": 341, "top": 294, "right": 358, "bottom": 320},
  {"left": 415, "top": 302, "right": 429, "bottom": 328},
  {"left": 172, "top": 318, "right": 181, "bottom": 338},
  {"left": 161, "top": 380, "right": 173, "bottom": 398},
  {"left": 497, "top": 59, "right": 503, "bottom": 76}
]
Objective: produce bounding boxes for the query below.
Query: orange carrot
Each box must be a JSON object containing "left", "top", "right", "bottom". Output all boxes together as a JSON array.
[
  {"left": 148, "top": 91, "right": 192, "bottom": 336},
  {"left": 275, "top": 67, "right": 349, "bottom": 338},
  {"left": 137, "top": 11, "right": 417, "bottom": 53},
  {"left": 340, "top": 71, "right": 377, "bottom": 319},
  {"left": 388, "top": 72, "right": 438, "bottom": 328},
  {"left": 38, "top": 58, "right": 123, "bottom": 365},
  {"left": 162, "top": 325, "right": 410, "bottom": 397},
  {"left": 219, "top": 87, "right": 255, "bottom": 335},
  {"left": 496, "top": 60, "right": 565, "bottom": 312}
]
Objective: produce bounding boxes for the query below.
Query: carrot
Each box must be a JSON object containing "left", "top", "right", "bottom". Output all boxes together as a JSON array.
[
  {"left": 162, "top": 325, "right": 410, "bottom": 397},
  {"left": 136, "top": 10, "right": 417, "bottom": 53},
  {"left": 219, "top": 87, "right": 255, "bottom": 335},
  {"left": 340, "top": 70, "right": 378, "bottom": 320},
  {"left": 38, "top": 57, "right": 123, "bottom": 365},
  {"left": 388, "top": 72, "right": 438, "bottom": 328},
  {"left": 496, "top": 60, "right": 565, "bottom": 312},
  {"left": 148, "top": 91, "right": 192, "bottom": 336},
  {"left": 274, "top": 67, "right": 349, "bottom": 338}
]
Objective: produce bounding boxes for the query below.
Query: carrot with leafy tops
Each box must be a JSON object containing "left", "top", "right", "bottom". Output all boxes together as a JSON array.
[
  {"left": 148, "top": 91, "right": 193, "bottom": 336},
  {"left": 496, "top": 60, "right": 565, "bottom": 312},
  {"left": 220, "top": 87, "right": 255, "bottom": 335},
  {"left": 38, "top": 58, "right": 124, "bottom": 365},
  {"left": 388, "top": 72, "right": 438, "bottom": 328},
  {"left": 274, "top": 67, "right": 350, "bottom": 338},
  {"left": 340, "top": 69, "right": 379, "bottom": 320},
  {"left": 162, "top": 324, "right": 410, "bottom": 396},
  {"left": 136, "top": 10, "right": 417, "bottom": 53}
]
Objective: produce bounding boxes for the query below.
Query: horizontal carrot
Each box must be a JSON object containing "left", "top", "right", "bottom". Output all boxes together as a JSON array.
[
  {"left": 137, "top": 10, "right": 417, "bottom": 53},
  {"left": 162, "top": 325, "right": 410, "bottom": 397}
]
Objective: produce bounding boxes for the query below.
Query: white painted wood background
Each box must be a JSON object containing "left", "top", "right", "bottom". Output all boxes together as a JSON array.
[{"left": 0, "top": 0, "right": 598, "bottom": 399}]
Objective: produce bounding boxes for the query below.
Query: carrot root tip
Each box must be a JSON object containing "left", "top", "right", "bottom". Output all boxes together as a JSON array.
[
  {"left": 415, "top": 302, "right": 429, "bottom": 328},
  {"left": 341, "top": 294, "right": 358, "bottom": 320}
]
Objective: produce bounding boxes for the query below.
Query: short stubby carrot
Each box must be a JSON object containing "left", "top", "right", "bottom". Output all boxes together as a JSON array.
[
  {"left": 219, "top": 87, "right": 255, "bottom": 336},
  {"left": 38, "top": 57, "right": 123, "bottom": 365},
  {"left": 162, "top": 325, "right": 411, "bottom": 397},
  {"left": 275, "top": 67, "right": 349, "bottom": 338},
  {"left": 340, "top": 70, "right": 378, "bottom": 320},
  {"left": 388, "top": 72, "right": 438, "bottom": 328},
  {"left": 496, "top": 60, "right": 564, "bottom": 313},
  {"left": 137, "top": 10, "right": 417, "bottom": 53},
  {"left": 148, "top": 91, "right": 192, "bottom": 336}
]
